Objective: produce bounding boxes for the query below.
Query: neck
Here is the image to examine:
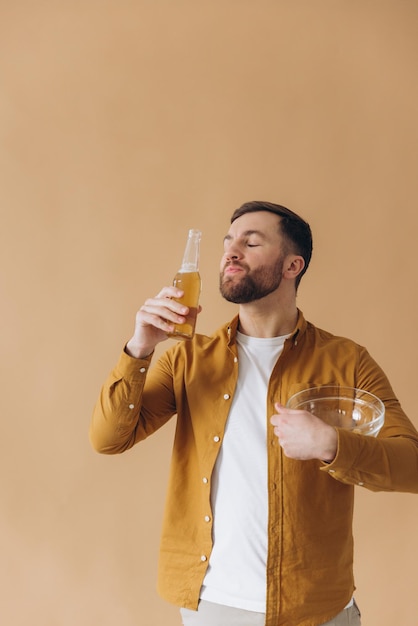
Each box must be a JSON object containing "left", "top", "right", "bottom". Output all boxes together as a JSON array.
[{"left": 237, "top": 293, "right": 299, "bottom": 338}]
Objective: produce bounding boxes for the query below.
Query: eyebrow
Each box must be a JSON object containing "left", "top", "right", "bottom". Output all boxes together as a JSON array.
[{"left": 223, "top": 229, "right": 268, "bottom": 242}]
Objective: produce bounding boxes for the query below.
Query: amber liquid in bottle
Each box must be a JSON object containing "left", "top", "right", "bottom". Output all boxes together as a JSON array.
[
  {"left": 168, "top": 229, "right": 202, "bottom": 340},
  {"left": 170, "top": 270, "right": 201, "bottom": 339}
]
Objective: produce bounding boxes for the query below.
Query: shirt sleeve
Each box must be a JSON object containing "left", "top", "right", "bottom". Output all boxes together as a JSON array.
[
  {"left": 320, "top": 428, "right": 418, "bottom": 492},
  {"left": 89, "top": 348, "right": 175, "bottom": 454},
  {"left": 320, "top": 346, "right": 418, "bottom": 493}
]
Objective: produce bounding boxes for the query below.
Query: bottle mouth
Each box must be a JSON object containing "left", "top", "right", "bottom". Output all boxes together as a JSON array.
[{"left": 188, "top": 229, "right": 202, "bottom": 238}]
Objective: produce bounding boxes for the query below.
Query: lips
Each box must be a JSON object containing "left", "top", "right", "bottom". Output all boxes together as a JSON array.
[{"left": 224, "top": 265, "right": 244, "bottom": 275}]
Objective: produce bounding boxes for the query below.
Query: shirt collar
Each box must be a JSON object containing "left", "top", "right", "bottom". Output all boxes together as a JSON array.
[{"left": 226, "top": 309, "right": 307, "bottom": 347}]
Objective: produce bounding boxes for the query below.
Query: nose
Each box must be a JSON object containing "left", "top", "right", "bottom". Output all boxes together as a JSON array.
[{"left": 223, "top": 241, "right": 242, "bottom": 262}]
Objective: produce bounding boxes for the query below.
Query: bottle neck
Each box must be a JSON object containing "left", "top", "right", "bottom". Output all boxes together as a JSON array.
[{"left": 180, "top": 229, "right": 201, "bottom": 272}]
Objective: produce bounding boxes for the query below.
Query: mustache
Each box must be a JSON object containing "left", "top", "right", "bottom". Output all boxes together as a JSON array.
[{"left": 223, "top": 261, "right": 249, "bottom": 271}]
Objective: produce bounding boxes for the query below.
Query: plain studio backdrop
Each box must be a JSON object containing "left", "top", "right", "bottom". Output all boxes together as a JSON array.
[{"left": 1, "top": 2, "right": 417, "bottom": 625}]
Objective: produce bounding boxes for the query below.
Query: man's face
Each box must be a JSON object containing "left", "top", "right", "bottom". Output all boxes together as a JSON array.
[{"left": 219, "top": 211, "right": 287, "bottom": 304}]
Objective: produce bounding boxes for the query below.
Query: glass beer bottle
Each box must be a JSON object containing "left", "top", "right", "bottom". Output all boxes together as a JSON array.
[{"left": 168, "top": 229, "right": 202, "bottom": 340}]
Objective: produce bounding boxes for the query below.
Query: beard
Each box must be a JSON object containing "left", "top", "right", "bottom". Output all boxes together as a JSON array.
[{"left": 219, "top": 256, "right": 284, "bottom": 304}]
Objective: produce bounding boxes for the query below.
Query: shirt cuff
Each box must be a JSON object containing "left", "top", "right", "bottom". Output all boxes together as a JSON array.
[{"left": 113, "top": 347, "right": 153, "bottom": 381}]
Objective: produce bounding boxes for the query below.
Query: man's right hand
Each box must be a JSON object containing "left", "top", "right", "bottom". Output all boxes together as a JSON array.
[{"left": 125, "top": 286, "right": 189, "bottom": 359}]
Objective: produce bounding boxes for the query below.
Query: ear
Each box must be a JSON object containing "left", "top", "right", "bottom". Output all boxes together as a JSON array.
[{"left": 283, "top": 255, "right": 305, "bottom": 281}]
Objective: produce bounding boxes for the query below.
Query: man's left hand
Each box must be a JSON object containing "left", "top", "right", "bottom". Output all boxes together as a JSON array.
[{"left": 270, "top": 403, "right": 338, "bottom": 462}]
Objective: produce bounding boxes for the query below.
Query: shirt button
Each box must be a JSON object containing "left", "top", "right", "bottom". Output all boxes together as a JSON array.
[
  {"left": 223, "top": 394, "right": 230, "bottom": 400},
  {"left": 139, "top": 367, "right": 146, "bottom": 373},
  {"left": 200, "top": 555, "right": 207, "bottom": 562},
  {"left": 202, "top": 477, "right": 208, "bottom": 484},
  {"left": 233, "top": 357, "right": 238, "bottom": 363},
  {"left": 204, "top": 515, "right": 211, "bottom": 522},
  {"left": 213, "top": 436, "right": 220, "bottom": 443},
  {"left": 358, "top": 482, "right": 364, "bottom": 486},
  {"left": 128, "top": 404, "right": 135, "bottom": 410},
  {"left": 329, "top": 469, "right": 335, "bottom": 474}
]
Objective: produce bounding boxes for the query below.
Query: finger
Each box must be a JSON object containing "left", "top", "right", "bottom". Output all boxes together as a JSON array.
[
  {"left": 273, "top": 425, "right": 282, "bottom": 437},
  {"left": 137, "top": 310, "right": 176, "bottom": 333},
  {"left": 139, "top": 304, "right": 187, "bottom": 328},
  {"left": 270, "top": 414, "right": 287, "bottom": 428},
  {"left": 141, "top": 297, "right": 189, "bottom": 318},
  {"left": 155, "top": 286, "right": 185, "bottom": 300},
  {"left": 274, "top": 402, "right": 293, "bottom": 416},
  {"left": 274, "top": 402, "right": 306, "bottom": 417}
]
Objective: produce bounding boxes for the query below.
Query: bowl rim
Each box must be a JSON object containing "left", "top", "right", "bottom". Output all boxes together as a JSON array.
[{"left": 286, "top": 385, "right": 385, "bottom": 418}]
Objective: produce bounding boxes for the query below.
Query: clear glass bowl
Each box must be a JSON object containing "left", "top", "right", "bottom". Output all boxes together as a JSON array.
[{"left": 286, "top": 386, "right": 385, "bottom": 437}]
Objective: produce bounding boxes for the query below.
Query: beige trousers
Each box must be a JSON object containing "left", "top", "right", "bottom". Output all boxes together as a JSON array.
[{"left": 180, "top": 599, "right": 361, "bottom": 626}]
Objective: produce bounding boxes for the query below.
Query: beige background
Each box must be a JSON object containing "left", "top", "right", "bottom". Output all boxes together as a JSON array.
[{"left": 1, "top": 2, "right": 418, "bottom": 625}]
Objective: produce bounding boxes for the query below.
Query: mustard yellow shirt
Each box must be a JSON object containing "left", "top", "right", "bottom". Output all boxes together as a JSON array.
[{"left": 90, "top": 311, "right": 418, "bottom": 626}]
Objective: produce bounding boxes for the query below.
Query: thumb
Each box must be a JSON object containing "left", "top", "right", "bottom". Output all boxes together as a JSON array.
[{"left": 274, "top": 402, "right": 286, "bottom": 412}]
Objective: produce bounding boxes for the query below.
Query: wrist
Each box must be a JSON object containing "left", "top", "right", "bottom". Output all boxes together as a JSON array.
[
  {"left": 321, "top": 427, "right": 338, "bottom": 462},
  {"left": 125, "top": 339, "right": 154, "bottom": 359}
]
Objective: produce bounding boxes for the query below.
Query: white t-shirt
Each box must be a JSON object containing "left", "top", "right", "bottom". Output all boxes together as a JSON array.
[{"left": 200, "top": 331, "right": 288, "bottom": 612}]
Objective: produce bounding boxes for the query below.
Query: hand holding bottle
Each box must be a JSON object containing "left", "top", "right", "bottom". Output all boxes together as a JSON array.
[
  {"left": 126, "top": 229, "right": 202, "bottom": 358},
  {"left": 126, "top": 286, "right": 196, "bottom": 359}
]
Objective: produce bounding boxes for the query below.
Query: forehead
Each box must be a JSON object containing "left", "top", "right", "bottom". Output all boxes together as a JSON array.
[{"left": 227, "top": 211, "right": 281, "bottom": 237}]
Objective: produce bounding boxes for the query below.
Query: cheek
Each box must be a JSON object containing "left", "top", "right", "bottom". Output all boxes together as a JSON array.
[{"left": 220, "top": 252, "right": 229, "bottom": 269}]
